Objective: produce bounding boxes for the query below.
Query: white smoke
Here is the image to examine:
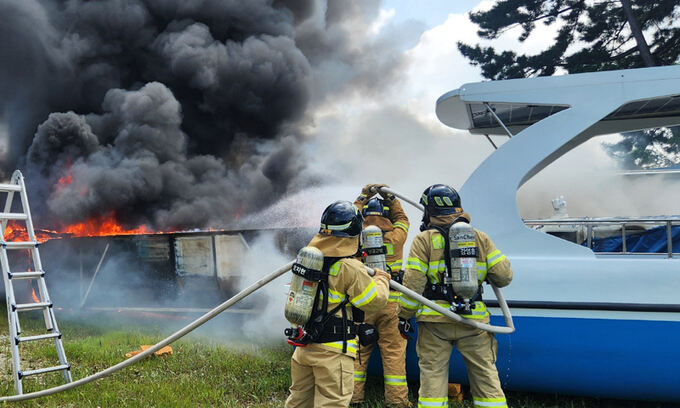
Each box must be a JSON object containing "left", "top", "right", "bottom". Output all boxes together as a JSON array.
[
  {"left": 518, "top": 135, "right": 680, "bottom": 219},
  {"left": 238, "top": 233, "right": 295, "bottom": 342}
]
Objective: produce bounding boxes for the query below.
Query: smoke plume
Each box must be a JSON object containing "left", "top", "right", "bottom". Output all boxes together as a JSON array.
[{"left": 0, "top": 0, "right": 411, "bottom": 231}]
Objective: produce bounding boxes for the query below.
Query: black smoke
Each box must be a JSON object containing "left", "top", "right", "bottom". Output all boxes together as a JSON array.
[{"left": 0, "top": 0, "right": 412, "bottom": 230}]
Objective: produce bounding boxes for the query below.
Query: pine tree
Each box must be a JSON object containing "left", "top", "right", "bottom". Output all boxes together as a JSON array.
[{"left": 458, "top": 0, "right": 680, "bottom": 168}]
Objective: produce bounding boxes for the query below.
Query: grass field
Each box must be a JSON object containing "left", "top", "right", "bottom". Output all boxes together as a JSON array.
[{"left": 0, "top": 302, "right": 676, "bottom": 407}]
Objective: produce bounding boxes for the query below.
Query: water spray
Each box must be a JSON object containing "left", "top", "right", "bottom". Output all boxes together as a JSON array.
[{"left": 0, "top": 187, "right": 513, "bottom": 401}]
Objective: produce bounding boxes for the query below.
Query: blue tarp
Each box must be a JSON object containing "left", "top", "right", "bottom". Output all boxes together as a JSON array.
[{"left": 585, "top": 225, "right": 680, "bottom": 253}]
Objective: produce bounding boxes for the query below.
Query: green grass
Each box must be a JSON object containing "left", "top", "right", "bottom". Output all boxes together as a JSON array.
[
  {"left": 0, "top": 306, "right": 291, "bottom": 407},
  {"left": 0, "top": 302, "right": 677, "bottom": 407}
]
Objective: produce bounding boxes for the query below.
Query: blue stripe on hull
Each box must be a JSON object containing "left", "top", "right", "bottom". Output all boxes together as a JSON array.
[{"left": 367, "top": 315, "right": 680, "bottom": 402}]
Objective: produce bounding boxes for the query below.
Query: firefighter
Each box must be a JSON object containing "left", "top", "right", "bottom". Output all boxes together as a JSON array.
[
  {"left": 397, "top": 184, "right": 512, "bottom": 408},
  {"left": 350, "top": 184, "right": 411, "bottom": 408},
  {"left": 285, "top": 200, "right": 391, "bottom": 408}
]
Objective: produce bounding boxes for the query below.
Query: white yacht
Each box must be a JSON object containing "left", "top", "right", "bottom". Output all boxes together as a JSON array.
[{"left": 404, "top": 65, "right": 680, "bottom": 401}]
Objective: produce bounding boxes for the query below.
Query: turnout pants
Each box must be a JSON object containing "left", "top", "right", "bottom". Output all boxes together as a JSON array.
[
  {"left": 351, "top": 300, "right": 409, "bottom": 408},
  {"left": 416, "top": 321, "right": 507, "bottom": 408},
  {"left": 285, "top": 347, "right": 355, "bottom": 408}
]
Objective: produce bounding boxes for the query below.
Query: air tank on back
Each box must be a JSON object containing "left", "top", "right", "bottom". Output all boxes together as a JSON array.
[
  {"left": 284, "top": 246, "right": 324, "bottom": 326},
  {"left": 361, "top": 225, "right": 387, "bottom": 271},
  {"left": 448, "top": 221, "right": 479, "bottom": 301}
]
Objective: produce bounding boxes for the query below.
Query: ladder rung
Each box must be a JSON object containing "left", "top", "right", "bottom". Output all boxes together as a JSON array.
[
  {"left": 2, "top": 241, "right": 39, "bottom": 249},
  {"left": 8, "top": 271, "right": 45, "bottom": 280},
  {"left": 16, "top": 332, "right": 61, "bottom": 344},
  {"left": 0, "top": 183, "right": 22, "bottom": 192},
  {"left": 19, "top": 364, "right": 70, "bottom": 379},
  {"left": 13, "top": 302, "right": 52, "bottom": 312},
  {"left": 0, "top": 212, "right": 28, "bottom": 220},
  {"left": 3, "top": 171, "right": 72, "bottom": 392}
]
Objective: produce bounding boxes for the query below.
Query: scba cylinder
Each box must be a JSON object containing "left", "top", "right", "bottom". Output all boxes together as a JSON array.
[
  {"left": 361, "top": 225, "right": 387, "bottom": 271},
  {"left": 284, "top": 246, "right": 324, "bottom": 326},
  {"left": 448, "top": 221, "right": 479, "bottom": 300}
]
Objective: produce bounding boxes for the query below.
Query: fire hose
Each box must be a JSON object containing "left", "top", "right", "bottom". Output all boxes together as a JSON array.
[
  {"left": 374, "top": 186, "right": 515, "bottom": 334},
  {"left": 0, "top": 261, "right": 295, "bottom": 402},
  {"left": 1, "top": 186, "right": 513, "bottom": 401},
  {"left": 369, "top": 266, "right": 515, "bottom": 334}
]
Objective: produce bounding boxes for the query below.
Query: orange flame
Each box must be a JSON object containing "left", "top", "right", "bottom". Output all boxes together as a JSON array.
[
  {"left": 7, "top": 223, "right": 57, "bottom": 242},
  {"left": 61, "top": 212, "right": 153, "bottom": 236},
  {"left": 2, "top": 164, "right": 159, "bottom": 242},
  {"left": 3, "top": 214, "right": 154, "bottom": 242},
  {"left": 3, "top": 221, "right": 60, "bottom": 242},
  {"left": 31, "top": 285, "right": 40, "bottom": 303},
  {"left": 57, "top": 159, "right": 73, "bottom": 190},
  {"left": 57, "top": 172, "right": 73, "bottom": 187},
  {"left": 56, "top": 161, "right": 89, "bottom": 196},
  {"left": 26, "top": 258, "right": 40, "bottom": 303}
]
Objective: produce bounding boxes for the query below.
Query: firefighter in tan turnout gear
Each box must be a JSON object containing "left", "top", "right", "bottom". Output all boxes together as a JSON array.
[
  {"left": 397, "top": 184, "right": 513, "bottom": 408},
  {"left": 284, "top": 200, "right": 391, "bottom": 408},
  {"left": 350, "top": 184, "right": 411, "bottom": 408}
]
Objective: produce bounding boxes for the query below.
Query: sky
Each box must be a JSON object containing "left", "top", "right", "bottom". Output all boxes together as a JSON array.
[
  {"left": 282, "top": 0, "right": 680, "bottom": 229},
  {"left": 293, "top": 0, "right": 606, "bottom": 221},
  {"left": 1, "top": 0, "right": 676, "bottom": 233},
  {"left": 385, "top": 0, "right": 483, "bottom": 26}
]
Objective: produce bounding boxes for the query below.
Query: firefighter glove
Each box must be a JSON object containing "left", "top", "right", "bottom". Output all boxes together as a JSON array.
[
  {"left": 373, "top": 268, "right": 391, "bottom": 281},
  {"left": 398, "top": 318, "right": 413, "bottom": 340},
  {"left": 361, "top": 183, "right": 389, "bottom": 197}
]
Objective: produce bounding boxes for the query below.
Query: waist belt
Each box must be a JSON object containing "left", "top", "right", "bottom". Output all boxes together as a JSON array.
[
  {"left": 422, "top": 282, "right": 483, "bottom": 303},
  {"left": 314, "top": 316, "right": 358, "bottom": 343}
]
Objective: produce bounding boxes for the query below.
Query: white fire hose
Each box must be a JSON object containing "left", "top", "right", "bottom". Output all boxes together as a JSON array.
[
  {"left": 0, "top": 261, "right": 295, "bottom": 402},
  {"left": 1, "top": 185, "right": 513, "bottom": 401},
  {"left": 374, "top": 186, "right": 515, "bottom": 334},
  {"left": 367, "top": 266, "right": 514, "bottom": 334}
]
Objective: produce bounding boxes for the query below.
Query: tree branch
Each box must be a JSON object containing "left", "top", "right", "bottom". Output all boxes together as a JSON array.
[{"left": 620, "top": 0, "right": 655, "bottom": 66}]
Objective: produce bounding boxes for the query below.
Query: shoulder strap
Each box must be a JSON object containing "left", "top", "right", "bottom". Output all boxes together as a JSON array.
[
  {"left": 428, "top": 224, "right": 457, "bottom": 304},
  {"left": 427, "top": 222, "right": 484, "bottom": 307},
  {"left": 428, "top": 225, "right": 451, "bottom": 275},
  {"left": 302, "top": 256, "right": 358, "bottom": 353},
  {"left": 322, "top": 256, "right": 343, "bottom": 275}
]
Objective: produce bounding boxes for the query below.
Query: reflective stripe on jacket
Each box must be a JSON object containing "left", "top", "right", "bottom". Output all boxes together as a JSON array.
[
  {"left": 304, "top": 256, "right": 390, "bottom": 357},
  {"left": 355, "top": 195, "right": 410, "bottom": 303},
  {"left": 398, "top": 214, "right": 512, "bottom": 324}
]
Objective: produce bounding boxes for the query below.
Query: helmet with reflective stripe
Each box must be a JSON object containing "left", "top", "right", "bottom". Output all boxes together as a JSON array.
[
  {"left": 319, "top": 200, "right": 363, "bottom": 237},
  {"left": 362, "top": 198, "right": 390, "bottom": 218},
  {"left": 420, "top": 184, "right": 462, "bottom": 216}
]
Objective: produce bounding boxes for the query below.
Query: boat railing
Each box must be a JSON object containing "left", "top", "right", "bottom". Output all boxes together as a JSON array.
[{"left": 523, "top": 216, "right": 680, "bottom": 258}]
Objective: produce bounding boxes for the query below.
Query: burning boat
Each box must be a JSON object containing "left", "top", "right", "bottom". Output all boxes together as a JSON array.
[
  {"left": 38, "top": 228, "right": 315, "bottom": 311},
  {"left": 4, "top": 215, "right": 314, "bottom": 313}
]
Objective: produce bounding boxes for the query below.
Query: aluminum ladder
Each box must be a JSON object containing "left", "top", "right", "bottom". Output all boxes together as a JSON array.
[{"left": 1, "top": 170, "right": 71, "bottom": 394}]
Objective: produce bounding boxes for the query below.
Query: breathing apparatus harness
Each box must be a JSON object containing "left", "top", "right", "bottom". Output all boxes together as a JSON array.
[
  {"left": 284, "top": 256, "right": 364, "bottom": 353},
  {"left": 362, "top": 197, "right": 403, "bottom": 284},
  {"left": 422, "top": 221, "right": 483, "bottom": 314},
  {"left": 360, "top": 241, "right": 402, "bottom": 283}
]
